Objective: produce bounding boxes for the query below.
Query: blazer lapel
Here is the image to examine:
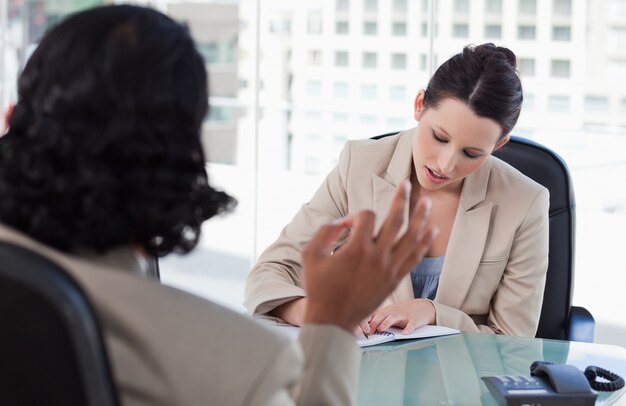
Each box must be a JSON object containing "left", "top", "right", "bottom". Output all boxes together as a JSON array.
[
  {"left": 371, "top": 129, "right": 417, "bottom": 303},
  {"left": 435, "top": 158, "right": 494, "bottom": 309}
]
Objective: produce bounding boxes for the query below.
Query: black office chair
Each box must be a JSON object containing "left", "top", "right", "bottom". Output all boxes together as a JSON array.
[
  {"left": 371, "top": 132, "right": 595, "bottom": 342},
  {"left": 0, "top": 241, "right": 119, "bottom": 406},
  {"left": 494, "top": 136, "right": 594, "bottom": 342}
]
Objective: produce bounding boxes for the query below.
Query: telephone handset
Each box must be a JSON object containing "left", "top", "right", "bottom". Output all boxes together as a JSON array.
[{"left": 482, "top": 361, "right": 624, "bottom": 406}]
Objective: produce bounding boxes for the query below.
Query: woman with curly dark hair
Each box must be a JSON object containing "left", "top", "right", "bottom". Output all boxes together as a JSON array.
[
  {"left": 0, "top": 5, "right": 435, "bottom": 405},
  {"left": 0, "top": 4, "right": 234, "bottom": 257}
]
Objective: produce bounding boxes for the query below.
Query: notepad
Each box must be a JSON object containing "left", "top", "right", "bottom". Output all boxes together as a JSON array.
[
  {"left": 272, "top": 324, "right": 459, "bottom": 348},
  {"left": 356, "top": 325, "right": 459, "bottom": 347}
]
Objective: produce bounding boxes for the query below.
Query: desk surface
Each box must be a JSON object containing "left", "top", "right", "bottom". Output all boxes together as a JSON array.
[{"left": 358, "top": 332, "right": 626, "bottom": 405}]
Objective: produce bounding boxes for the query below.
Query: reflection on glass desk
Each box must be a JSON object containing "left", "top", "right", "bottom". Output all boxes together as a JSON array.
[{"left": 358, "top": 332, "right": 626, "bottom": 405}]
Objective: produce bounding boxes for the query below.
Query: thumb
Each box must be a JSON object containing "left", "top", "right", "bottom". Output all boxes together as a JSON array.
[{"left": 303, "top": 220, "right": 348, "bottom": 261}]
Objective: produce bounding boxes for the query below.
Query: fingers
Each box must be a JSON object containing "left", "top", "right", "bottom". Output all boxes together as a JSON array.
[
  {"left": 359, "top": 319, "right": 371, "bottom": 336},
  {"left": 375, "top": 180, "right": 411, "bottom": 250},
  {"left": 390, "top": 197, "right": 434, "bottom": 277},
  {"left": 342, "top": 210, "right": 376, "bottom": 248},
  {"left": 302, "top": 220, "right": 350, "bottom": 262}
]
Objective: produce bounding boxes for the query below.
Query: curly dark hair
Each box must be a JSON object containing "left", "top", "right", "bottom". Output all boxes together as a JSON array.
[{"left": 0, "top": 5, "right": 236, "bottom": 256}]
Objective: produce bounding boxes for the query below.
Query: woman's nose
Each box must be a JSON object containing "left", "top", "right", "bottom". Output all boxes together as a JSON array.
[{"left": 437, "top": 149, "right": 456, "bottom": 175}]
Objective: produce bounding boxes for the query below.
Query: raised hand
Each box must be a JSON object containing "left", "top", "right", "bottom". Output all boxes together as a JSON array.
[{"left": 302, "top": 181, "right": 436, "bottom": 333}]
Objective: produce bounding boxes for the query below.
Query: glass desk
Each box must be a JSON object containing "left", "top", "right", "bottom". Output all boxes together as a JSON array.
[{"left": 358, "top": 332, "right": 626, "bottom": 405}]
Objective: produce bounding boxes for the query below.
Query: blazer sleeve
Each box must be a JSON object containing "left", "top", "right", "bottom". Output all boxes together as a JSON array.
[
  {"left": 244, "top": 144, "right": 352, "bottom": 317},
  {"left": 250, "top": 325, "right": 360, "bottom": 406},
  {"left": 434, "top": 187, "right": 550, "bottom": 336}
]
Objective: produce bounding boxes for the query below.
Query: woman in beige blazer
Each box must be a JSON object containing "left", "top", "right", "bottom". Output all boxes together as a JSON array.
[{"left": 245, "top": 44, "right": 549, "bottom": 338}]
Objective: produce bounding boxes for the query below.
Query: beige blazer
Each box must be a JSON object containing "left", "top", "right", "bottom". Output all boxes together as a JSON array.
[
  {"left": 245, "top": 128, "right": 549, "bottom": 337},
  {"left": 0, "top": 224, "right": 360, "bottom": 406}
]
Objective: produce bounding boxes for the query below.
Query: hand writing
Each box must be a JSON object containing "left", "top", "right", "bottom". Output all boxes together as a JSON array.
[{"left": 368, "top": 299, "right": 437, "bottom": 335}]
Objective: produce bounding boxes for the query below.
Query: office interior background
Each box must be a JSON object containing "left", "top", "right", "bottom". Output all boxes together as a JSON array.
[{"left": 1, "top": 0, "right": 625, "bottom": 347}]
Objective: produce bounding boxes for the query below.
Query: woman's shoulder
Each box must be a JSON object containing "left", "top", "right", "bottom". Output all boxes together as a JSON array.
[
  {"left": 488, "top": 155, "right": 547, "bottom": 195},
  {"left": 341, "top": 128, "right": 413, "bottom": 167}
]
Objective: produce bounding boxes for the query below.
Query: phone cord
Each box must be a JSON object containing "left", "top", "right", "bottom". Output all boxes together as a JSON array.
[{"left": 584, "top": 366, "right": 625, "bottom": 392}]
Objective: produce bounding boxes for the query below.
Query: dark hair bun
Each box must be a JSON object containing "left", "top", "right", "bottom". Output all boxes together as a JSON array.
[
  {"left": 472, "top": 43, "right": 517, "bottom": 69},
  {"left": 424, "top": 42, "right": 523, "bottom": 136}
]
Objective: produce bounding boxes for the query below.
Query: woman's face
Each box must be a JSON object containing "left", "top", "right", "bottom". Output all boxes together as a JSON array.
[{"left": 412, "top": 92, "right": 507, "bottom": 194}]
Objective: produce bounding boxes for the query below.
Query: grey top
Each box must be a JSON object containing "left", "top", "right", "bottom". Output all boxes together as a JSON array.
[{"left": 410, "top": 256, "right": 445, "bottom": 300}]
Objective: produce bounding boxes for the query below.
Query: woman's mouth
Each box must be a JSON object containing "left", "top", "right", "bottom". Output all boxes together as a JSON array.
[{"left": 424, "top": 166, "right": 449, "bottom": 184}]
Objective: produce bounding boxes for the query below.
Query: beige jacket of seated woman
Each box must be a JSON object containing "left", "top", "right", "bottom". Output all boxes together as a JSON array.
[
  {"left": 245, "top": 128, "right": 549, "bottom": 337},
  {"left": 0, "top": 224, "right": 360, "bottom": 406}
]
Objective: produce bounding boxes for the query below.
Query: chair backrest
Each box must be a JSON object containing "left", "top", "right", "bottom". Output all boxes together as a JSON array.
[
  {"left": 494, "top": 136, "right": 575, "bottom": 340},
  {"left": 371, "top": 132, "right": 576, "bottom": 340},
  {"left": 0, "top": 241, "right": 119, "bottom": 406}
]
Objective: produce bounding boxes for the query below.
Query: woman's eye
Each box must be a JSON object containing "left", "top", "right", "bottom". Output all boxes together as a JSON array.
[
  {"left": 432, "top": 132, "right": 446, "bottom": 143},
  {"left": 464, "top": 151, "right": 481, "bottom": 159}
]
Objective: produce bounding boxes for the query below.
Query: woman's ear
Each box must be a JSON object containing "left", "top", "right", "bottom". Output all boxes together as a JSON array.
[
  {"left": 3, "top": 104, "right": 14, "bottom": 133},
  {"left": 494, "top": 135, "right": 510, "bottom": 151},
  {"left": 413, "top": 90, "right": 426, "bottom": 121}
]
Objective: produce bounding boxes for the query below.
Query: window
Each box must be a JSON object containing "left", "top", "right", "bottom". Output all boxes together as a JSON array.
[
  {"left": 609, "top": 27, "right": 626, "bottom": 53},
  {"left": 584, "top": 96, "right": 609, "bottom": 112},
  {"left": 305, "top": 81, "right": 322, "bottom": 96},
  {"left": 362, "top": 52, "right": 377, "bottom": 68},
  {"left": 453, "top": 0, "right": 470, "bottom": 14},
  {"left": 421, "top": 22, "right": 428, "bottom": 37},
  {"left": 333, "top": 134, "right": 348, "bottom": 147},
  {"left": 363, "top": 21, "right": 377, "bottom": 35},
  {"left": 207, "top": 106, "right": 235, "bottom": 122},
  {"left": 485, "top": 24, "right": 502, "bottom": 39},
  {"left": 304, "top": 133, "right": 321, "bottom": 144},
  {"left": 336, "top": 0, "right": 349, "bottom": 11},
  {"left": 551, "top": 59, "right": 571, "bottom": 78},
  {"left": 485, "top": 0, "right": 503, "bottom": 14},
  {"left": 307, "top": 50, "right": 322, "bottom": 66},
  {"left": 553, "top": 0, "right": 572, "bottom": 16},
  {"left": 391, "top": 53, "right": 407, "bottom": 70},
  {"left": 519, "top": 58, "right": 536, "bottom": 76},
  {"left": 547, "top": 95, "right": 570, "bottom": 112},
  {"left": 333, "top": 82, "right": 349, "bottom": 98},
  {"left": 387, "top": 117, "right": 406, "bottom": 128},
  {"left": 304, "top": 156, "right": 321, "bottom": 175},
  {"left": 197, "top": 41, "right": 234, "bottom": 64},
  {"left": 420, "top": 54, "right": 428, "bottom": 71},
  {"left": 389, "top": 85, "right": 406, "bottom": 101},
  {"left": 453, "top": 24, "right": 469, "bottom": 38},
  {"left": 307, "top": 10, "right": 322, "bottom": 34},
  {"left": 335, "top": 51, "right": 349, "bottom": 66},
  {"left": 392, "top": 22, "right": 407, "bottom": 36},
  {"left": 518, "top": 25, "right": 536, "bottom": 40},
  {"left": 333, "top": 113, "right": 349, "bottom": 122},
  {"left": 360, "top": 114, "right": 377, "bottom": 124},
  {"left": 620, "top": 98, "right": 626, "bottom": 113},
  {"left": 393, "top": 0, "right": 408, "bottom": 12},
  {"left": 305, "top": 110, "right": 322, "bottom": 120},
  {"left": 336, "top": 21, "right": 349, "bottom": 34},
  {"left": 360, "top": 84, "right": 378, "bottom": 99},
  {"left": 552, "top": 26, "right": 571, "bottom": 41},
  {"left": 364, "top": 0, "right": 378, "bottom": 12},
  {"left": 610, "top": 0, "right": 626, "bottom": 17},
  {"left": 519, "top": 0, "right": 537, "bottom": 15},
  {"left": 523, "top": 94, "right": 536, "bottom": 111}
]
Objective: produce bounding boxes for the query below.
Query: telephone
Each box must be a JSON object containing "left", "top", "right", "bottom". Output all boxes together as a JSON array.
[{"left": 482, "top": 361, "right": 624, "bottom": 406}]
